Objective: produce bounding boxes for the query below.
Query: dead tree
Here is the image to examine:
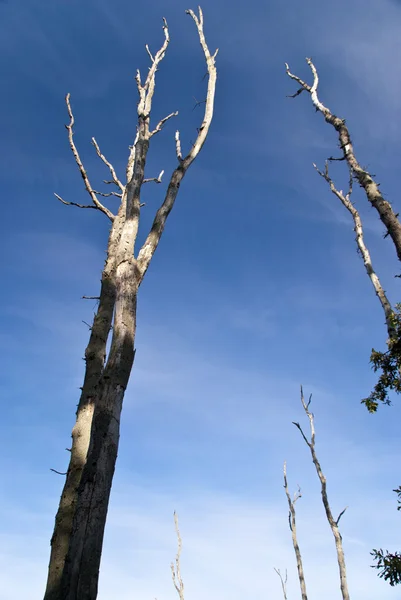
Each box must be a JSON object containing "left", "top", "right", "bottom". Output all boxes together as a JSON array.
[
  {"left": 274, "top": 568, "right": 288, "bottom": 600},
  {"left": 285, "top": 59, "right": 401, "bottom": 413},
  {"left": 44, "top": 8, "right": 217, "bottom": 600},
  {"left": 313, "top": 162, "right": 395, "bottom": 343},
  {"left": 171, "top": 512, "right": 185, "bottom": 600},
  {"left": 285, "top": 58, "right": 401, "bottom": 263},
  {"left": 283, "top": 462, "right": 308, "bottom": 600},
  {"left": 293, "top": 388, "right": 350, "bottom": 600}
]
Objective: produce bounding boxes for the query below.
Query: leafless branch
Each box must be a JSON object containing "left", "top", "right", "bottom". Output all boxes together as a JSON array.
[
  {"left": 274, "top": 568, "right": 288, "bottom": 600},
  {"left": 336, "top": 507, "right": 348, "bottom": 526},
  {"left": 295, "top": 387, "right": 350, "bottom": 600},
  {"left": 136, "top": 7, "right": 217, "bottom": 282},
  {"left": 82, "top": 296, "right": 100, "bottom": 300},
  {"left": 57, "top": 95, "right": 115, "bottom": 221},
  {"left": 50, "top": 469, "right": 68, "bottom": 476},
  {"left": 91, "top": 137, "right": 124, "bottom": 192},
  {"left": 143, "top": 170, "right": 164, "bottom": 184},
  {"left": 192, "top": 96, "right": 206, "bottom": 110},
  {"left": 137, "top": 18, "right": 170, "bottom": 118},
  {"left": 92, "top": 190, "right": 123, "bottom": 198},
  {"left": 171, "top": 512, "right": 185, "bottom": 600},
  {"left": 283, "top": 461, "right": 308, "bottom": 600},
  {"left": 285, "top": 58, "right": 401, "bottom": 262},
  {"left": 313, "top": 161, "right": 395, "bottom": 341},
  {"left": 150, "top": 111, "right": 178, "bottom": 137},
  {"left": 54, "top": 194, "right": 99, "bottom": 211},
  {"left": 145, "top": 44, "right": 155, "bottom": 63}
]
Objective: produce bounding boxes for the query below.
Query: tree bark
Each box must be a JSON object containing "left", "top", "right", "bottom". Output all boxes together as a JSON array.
[{"left": 44, "top": 210, "right": 124, "bottom": 600}]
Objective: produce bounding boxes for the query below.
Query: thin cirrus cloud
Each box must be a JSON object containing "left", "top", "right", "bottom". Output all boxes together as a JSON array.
[{"left": 1, "top": 0, "right": 401, "bottom": 598}]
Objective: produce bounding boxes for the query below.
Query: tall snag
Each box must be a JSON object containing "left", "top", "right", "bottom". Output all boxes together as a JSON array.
[
  {"left": 44, "top": 8, "right": 217, "bottom": 600},
  {"left": 285, "top": 58, "right": 401, "bottom": 263},
  {"left": 285, "top": 59, "right": 401, "bottom": 412},
  {"left": 283, "top": 462, "right": 308, "bottom": 600},
  {"left": 293, "top": 389, "right": 350, "bottom": 600}
]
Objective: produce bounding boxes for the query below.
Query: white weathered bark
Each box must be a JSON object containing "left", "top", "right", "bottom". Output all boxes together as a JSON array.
[
  {"left": 171, "top": 512, "right": 185, "bottom": 600},
  {"left": 286, "top": 59, "right": 401, "bottom": 263},
  {"left": 313, "top": 162, "right": 395, "bottom": 342},
  {"left": 274, "top": 568, "right": 288, "bottom": 600},
  {"left": 283, "top": 462, "right": 308, "bottom": 600},
  {"left": 294, "top": 388, "right": 350, "bottom": 600}
]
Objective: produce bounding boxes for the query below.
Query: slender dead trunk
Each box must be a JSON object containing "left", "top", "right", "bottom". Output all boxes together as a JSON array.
[
  {"left": 44, "top": 8, "right": 217, "bottom": 600},
  {"left": 294, "top": 388, "right": 350, "bottom": 600},
  {"left": 313, "top": 162, "right": 395, "bottom": 342},
  {"left": 283, "top": 462, "right": 308, "bottom": 600},
  {"left": 274, "top": 568, "right": 288, "bottom": 600},
  {"left": 285, "top": 59, "right": 401, "bottom": 262}
]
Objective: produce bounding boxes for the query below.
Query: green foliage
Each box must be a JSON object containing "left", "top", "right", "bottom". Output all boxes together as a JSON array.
[
  {"left": 362, "top": 304, "right": 401, "bottom": 412},
  {"left": 371, "top": 549, "right": 401, "bottom": 586},
  {"left": 371, "top": 487, "right": 401, "bottom": 586}
]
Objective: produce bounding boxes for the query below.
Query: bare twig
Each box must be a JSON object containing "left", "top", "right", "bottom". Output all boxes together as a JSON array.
[
  {"left": 54, "top": 194, "right": 98, "bottom": 211},
  {"left": 137, "top": 18, "right": 170, "bottom": 118},
  {"left": 82, "top": 296, "right": 100, "bottom": 300},
  {"left": 283, "top": 461, "right": 308, "bottom": 600},
  {"left": 150, "top": 112, "right": 178, "bottom": 137},
  {"left": 274, "top": 568, "right": 288, "bottom": 600},
  {"left": 192, "top": 96, "right": 206, "bottom": 110},
  {"left": 143, "top": 170, "right": 164, "bottom": 184},
  {"left": 56, "top": 95, "right": 115, "bottom": 221},
  {"left": 314, "top": 161, "right": 395, "bottom": 342},
  {"left": 145, "top": 44, "right": 155, "bottom": 63},
  {"left": 91, "top": 137, "right": 124, "bottom": 192},
  {"left": 175, "top": 130, "right": 183, "bottom": 162},
  {"left": 50, "top": 469, "right": 68, "bottom": 476},
  {"left": 92, "top": 190, "right": 123, "bottom": 198},
  {"left": 294, "top": 387, "right": 350, "bottom": 600},
  {"left": 171, "top": 512, "right": 185, "bottom": 600},
  {"left": 285, "top": 58, "right": 401, "bottom": 262}
]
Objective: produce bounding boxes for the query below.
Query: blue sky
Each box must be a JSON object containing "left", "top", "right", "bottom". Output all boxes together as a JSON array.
[{"left": 1, "top": 0, "right": 401, "bottom": 598}]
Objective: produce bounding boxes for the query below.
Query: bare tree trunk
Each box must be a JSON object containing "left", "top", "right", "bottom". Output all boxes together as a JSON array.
[
  {"left": 285, "top": 59, "right": 401, "bottom": 262},
  {"left": 44, "top": 9, "right": 217, "bottom": 600},
  {"left": 313, "top": 162, "right": 395, "bottom": 342},
  {"left": 294, "top": 388, "right": 350, "bottom": 600},
  {"left": 283, "top": 462, "right": 308, "bottom": 600},
  {"left": 274, "top": 568, "right": 288, "bottom": 600},
  {"left": 171, "top": 512, "right": 185, "bottom": 600}
]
